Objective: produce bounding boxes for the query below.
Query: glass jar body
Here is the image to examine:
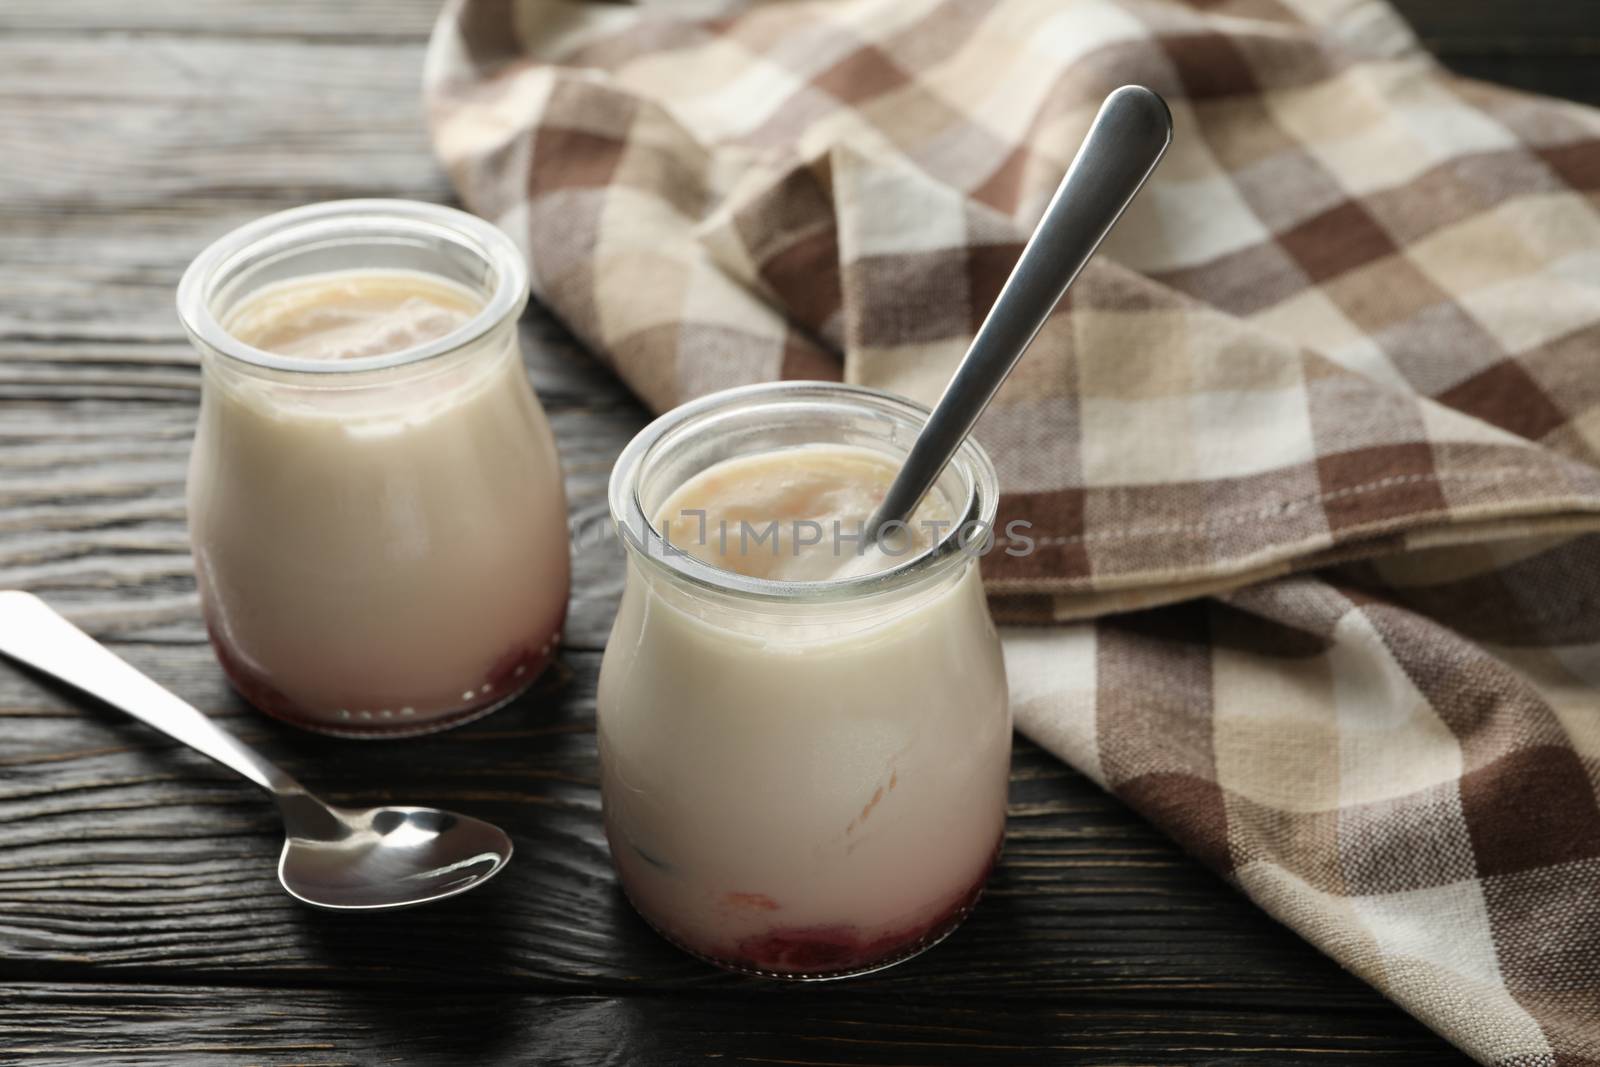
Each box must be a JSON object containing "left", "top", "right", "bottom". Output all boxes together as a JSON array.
[
  {"left": 179, "top": 202, "right": 569, "bottom": 736},
  {"left": 597, "top": 382, "right": 1010, "bottom": 978}
]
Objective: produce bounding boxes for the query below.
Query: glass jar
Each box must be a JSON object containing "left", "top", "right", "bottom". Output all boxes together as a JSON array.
[
  {"left": 176, "top": 200, "right": 569, "bottom": 737},
  {"left": 599, "top": 382, "right": 1011, "bottom": 979}
]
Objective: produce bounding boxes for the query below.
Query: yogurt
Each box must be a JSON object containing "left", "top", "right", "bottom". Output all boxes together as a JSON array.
[
  {"left": 599, "top": 389, "right": 1010, "bottom": 978},
  {"left": 654, "top": 445, "right": 953, "bottom": 581},
  {"left": 181, "top": 211, "right": 570, "bottom": 738},
  {"left": 223, "top": 270, "right": 477, "bottom": 361}
]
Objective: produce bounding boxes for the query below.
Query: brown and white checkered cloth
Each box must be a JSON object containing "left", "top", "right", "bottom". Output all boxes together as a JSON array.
[{"left": 426, "top": 0, "right": 1600, "bottom": 1059}]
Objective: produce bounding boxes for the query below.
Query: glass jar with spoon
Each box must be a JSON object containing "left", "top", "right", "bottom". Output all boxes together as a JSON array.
[{"left": 600, "top": 381, "right": 1012, "bottom": 978}]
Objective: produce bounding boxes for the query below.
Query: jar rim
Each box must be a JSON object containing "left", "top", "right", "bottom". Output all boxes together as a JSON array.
[
  {"left": 175, "top": 199, "right": 528, "bottom": 376},
  {"left": 608, "top": 381, "right": 999, "bottom": 604}
]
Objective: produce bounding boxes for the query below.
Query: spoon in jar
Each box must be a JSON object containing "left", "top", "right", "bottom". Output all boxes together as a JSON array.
[
  {"left": 864, "top": 85, "right": 1171, "bottom": 543},
  {"left": 0, "top": 590, "right": 513, "bottom": 911}
]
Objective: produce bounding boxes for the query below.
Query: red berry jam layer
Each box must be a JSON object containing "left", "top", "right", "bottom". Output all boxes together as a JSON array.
[{"left": 636, "top": 836, "right": 1003, "bottom": 980}]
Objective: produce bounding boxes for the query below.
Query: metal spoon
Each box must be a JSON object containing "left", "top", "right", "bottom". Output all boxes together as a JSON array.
[
  {"left": 865, "top": 85, "right": 1172, "bottom": 541},
  {"left": 0, "top": 590, "right": 512, "bottom": 911}
]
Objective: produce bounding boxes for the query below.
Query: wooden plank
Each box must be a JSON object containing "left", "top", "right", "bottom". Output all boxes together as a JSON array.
[
  {"left": 1, "top": 2, "right": 443, "bottom": 41},
  {"left": 0, "top": 39, "right": 446, "bottom": 208},
  {"left": 1390, "top": 0, "right": 1600, "bottom": 51},
  {"left": 1389, "top": 0, "right": 1600, "bottom": 105},
  {"left": 0, "top": 983, "right": 1464, "bottom": 1067},
  {"left": 1435, "top": 56, "right": 1600, "bottom": 107},
  {"left": 0, "top": 36, "right": 451, "bottom": 356}
]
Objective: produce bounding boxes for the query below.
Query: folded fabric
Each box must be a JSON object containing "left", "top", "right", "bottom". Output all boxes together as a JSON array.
[{"left": 425, "top": 1, "right": 1600, "bottom": 1061}]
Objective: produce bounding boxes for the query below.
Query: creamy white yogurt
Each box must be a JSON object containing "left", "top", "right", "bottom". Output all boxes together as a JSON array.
[
  {"left": 225, "top": 270, "right": 477, "bottom": 361},
  {"left": 654, "top": 445, "right": 953, "bottom": 581}
]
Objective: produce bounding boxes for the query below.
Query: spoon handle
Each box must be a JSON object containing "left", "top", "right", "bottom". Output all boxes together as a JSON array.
[
  {"left": 0, "top": 591, "right": 299, "bottom": 795},
  {"left": 867, "top": 85, "right": 1171, "bottom": 538}
]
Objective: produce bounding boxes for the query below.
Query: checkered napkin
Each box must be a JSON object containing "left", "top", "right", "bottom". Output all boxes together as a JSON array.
[{"left": 426, "top": 0, "right": 1600, "bottom": 1059}]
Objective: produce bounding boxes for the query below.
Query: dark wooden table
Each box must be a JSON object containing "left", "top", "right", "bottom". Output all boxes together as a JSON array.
[{"left": 2, "top": 4, "right": 1593, "bottom": 1064}]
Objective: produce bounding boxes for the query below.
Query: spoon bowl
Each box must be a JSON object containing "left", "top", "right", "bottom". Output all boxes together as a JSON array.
[{"left": 278, "top": 803, "right": 513, "bottom": 911}]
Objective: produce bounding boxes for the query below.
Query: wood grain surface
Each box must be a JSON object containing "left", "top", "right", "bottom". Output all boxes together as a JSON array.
[{"left": 1, "top": 3, "right": 1592, "bottom": 1064}]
